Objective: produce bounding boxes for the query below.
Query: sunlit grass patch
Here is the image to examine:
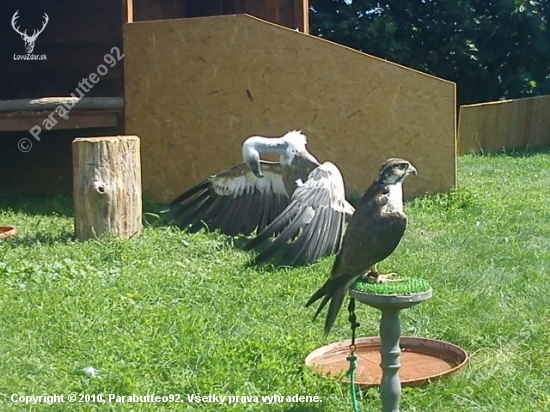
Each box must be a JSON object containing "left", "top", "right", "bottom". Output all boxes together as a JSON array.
[{"left": 1, "top": 151, "right": 549, "bottom": 411}]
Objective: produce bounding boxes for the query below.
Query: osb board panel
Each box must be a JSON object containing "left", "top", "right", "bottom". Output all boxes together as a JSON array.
[
  {"left": 458, "top": 94, "right": 550, "bottom": 154},
  {"left": 124, "top": 14, "right": 456, "bottom": 203}
]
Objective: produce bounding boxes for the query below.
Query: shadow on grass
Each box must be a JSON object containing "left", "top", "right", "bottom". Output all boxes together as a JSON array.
[
  {"left": 2, "top": 231, "right": 75, "bottom": 247},
  {"left": 282, "top": 405, "right": 326, "bottom": 411},
  {"left": 0, "top": 195, "right": 166, "bottom": 225},
  {"left": 233, "top": 235, "right": 320, "bottom": 272},
  {"left": 467, "top": 145, "right": 550, "bottom": 158},
  {"left": 0, "top": 195, "right": 74, "bottom": 217},
  {"left": 0, "top": 195, "right": 164, "bottom": 247}
]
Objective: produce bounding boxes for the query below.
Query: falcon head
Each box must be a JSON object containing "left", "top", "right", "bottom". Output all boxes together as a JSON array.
[{"left": 376, "top": 158, "right": 417, "bottom": 185}]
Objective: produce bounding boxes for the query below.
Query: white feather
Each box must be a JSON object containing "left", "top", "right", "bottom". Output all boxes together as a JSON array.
[
  {"left": 242, "top": 130, "right": 308, "bottom": 169},
  {"left": 213, "top": 171, "right": 287, "bottom": 198},
  {"left": 280, "top": 130, "right": 307, "bottom": 151},
  {"left": 383, "top": 182, "right": 404, "bottom": 213}
]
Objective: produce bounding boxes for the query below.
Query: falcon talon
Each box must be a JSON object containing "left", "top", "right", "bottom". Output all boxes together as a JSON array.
[
  {"left": 363, "top": 273, "right": 403, "bottom": 283},
  {"left": 360, "top": 271, "right": 377, "bottom": 281},
  {"left": 375, "top": 274, "right": 405, "bottom": 284}
]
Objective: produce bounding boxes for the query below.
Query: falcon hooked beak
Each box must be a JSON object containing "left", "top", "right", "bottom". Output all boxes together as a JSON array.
[{"left": 406, "top": 164, "right": 417, "bottom": 177}]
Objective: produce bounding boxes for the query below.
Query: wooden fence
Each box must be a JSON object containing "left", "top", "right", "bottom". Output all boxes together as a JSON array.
[{"left": 458, "top": 94, "right": 550, "bottom": 154}]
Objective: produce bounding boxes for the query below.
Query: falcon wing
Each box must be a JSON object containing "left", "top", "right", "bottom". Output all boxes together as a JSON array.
[
  {"left": 245, "top": 162, "right": 352, "bottom": 266},
  {"left": 332, "top": 187, "right": 407, "bottom": 278},
  {"left": 161, "top": 161, "right": 289, "bottom": 236}
]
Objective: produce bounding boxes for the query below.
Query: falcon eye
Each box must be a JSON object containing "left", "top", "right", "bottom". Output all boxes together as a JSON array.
[{"left": 397, "top": 163, "right": 408, "bottom": 170}]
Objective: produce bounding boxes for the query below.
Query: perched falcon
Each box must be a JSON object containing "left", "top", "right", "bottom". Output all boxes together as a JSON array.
[
  {"left": 162, "top": 131, "right": 354, "bottom": 266},
  {"left": 305, "top": 158, "right": 417, "bottom": 336}
]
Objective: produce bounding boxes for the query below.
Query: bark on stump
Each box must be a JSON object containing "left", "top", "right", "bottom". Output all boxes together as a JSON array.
[{"left": 73, "top": 135, "right": 142, "bottom": 240}]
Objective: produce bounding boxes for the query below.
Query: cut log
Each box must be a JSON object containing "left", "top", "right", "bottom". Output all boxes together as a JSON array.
[{"left": 72, "top": 135, "right": 142, "bottom": 240}]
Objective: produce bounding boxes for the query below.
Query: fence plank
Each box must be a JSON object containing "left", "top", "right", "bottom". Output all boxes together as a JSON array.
[{"left": 458, "top": 95, "right": 550, "bottom": 154}]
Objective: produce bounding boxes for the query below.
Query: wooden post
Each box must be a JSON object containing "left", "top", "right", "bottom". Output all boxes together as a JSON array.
[{"left": 72, "top": 135, "right": 142, "bottom": 240}]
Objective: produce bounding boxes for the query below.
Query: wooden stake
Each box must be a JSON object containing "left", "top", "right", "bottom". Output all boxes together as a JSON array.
[
  {"left": 72, "top": 135, "right": 142, "bottom": 240},
  {"left": 126, "top": 0, "right": 134, "bottom": 23}
]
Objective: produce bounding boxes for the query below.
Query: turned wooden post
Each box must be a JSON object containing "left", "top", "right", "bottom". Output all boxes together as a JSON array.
[{"left": 72, "top": 135, "right": 142, "bottom": 240}]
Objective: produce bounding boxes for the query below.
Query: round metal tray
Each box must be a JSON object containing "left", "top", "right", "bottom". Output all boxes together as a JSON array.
[
  {"left": 0, "top": 226, "right": 17, "bottom": 239},
  {"left": 305, "top": 336, "right": 468, "bottom": 387}
]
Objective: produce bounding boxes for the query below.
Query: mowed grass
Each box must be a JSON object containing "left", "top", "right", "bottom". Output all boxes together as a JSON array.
[{"left": 1, "top": 151, "right": 549, "bottom": 411}]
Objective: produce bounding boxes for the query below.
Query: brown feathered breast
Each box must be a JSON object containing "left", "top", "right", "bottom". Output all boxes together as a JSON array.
[{"left": 331, "top": 182, "right": 408, "bottom": 278}]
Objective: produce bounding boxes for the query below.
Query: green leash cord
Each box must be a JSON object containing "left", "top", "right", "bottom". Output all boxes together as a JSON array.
[{"left": 346, "top": 298, "right": 362, "bottom": 412}]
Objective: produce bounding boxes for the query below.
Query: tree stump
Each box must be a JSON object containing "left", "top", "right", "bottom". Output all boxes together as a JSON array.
[{"left": 72, "top": 135, "right": 142, "bottom": 240}]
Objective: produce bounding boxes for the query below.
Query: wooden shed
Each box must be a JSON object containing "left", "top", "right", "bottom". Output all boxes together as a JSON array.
[
  {"left": 1, "top": 1, "right": 123, "bottom": 195},
  {"left": 1, "top": 0, "right": 456, "bottom": 200},
  {"left": 0, "top": 0, "right": 308, "bottom": 195}
]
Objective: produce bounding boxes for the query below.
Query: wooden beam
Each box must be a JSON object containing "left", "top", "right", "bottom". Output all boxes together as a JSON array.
[
  {"left": 0, "top": 97, "right": 124, "bottom": 113},
  {"left": 127, "top": 0, "right": 134, "bottom": 22},
  {"left": 302, "top": 0, "right": 309, "bottom": 33},
  {"left": 0, "top": 111, "right": 119, "bottom": 132}
]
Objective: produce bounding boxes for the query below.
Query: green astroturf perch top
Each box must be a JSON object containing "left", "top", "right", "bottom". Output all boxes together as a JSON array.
[{"left": 352, "top": 276, "right": 432, "bottom": 296}]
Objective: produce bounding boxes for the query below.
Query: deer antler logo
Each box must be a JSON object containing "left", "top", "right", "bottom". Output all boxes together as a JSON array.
[{"left": 11, "top": 10, "right": 49, "bottom": 54}]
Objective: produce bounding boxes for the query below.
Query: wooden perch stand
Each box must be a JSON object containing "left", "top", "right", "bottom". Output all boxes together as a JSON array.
[{"left": 72, "top": 135, "right": 142, "bottom": 240}]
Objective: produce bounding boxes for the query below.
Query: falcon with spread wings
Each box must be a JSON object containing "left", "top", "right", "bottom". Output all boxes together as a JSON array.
[{"left": 306, "top": 158, "right": 417, "bottom": 336}]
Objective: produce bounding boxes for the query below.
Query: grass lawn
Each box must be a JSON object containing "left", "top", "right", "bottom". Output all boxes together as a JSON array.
[{"left": 1, "top": 152, "right": 549, "bottom": 411}]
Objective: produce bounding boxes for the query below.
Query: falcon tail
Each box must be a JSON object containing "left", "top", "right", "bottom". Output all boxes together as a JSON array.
[{"left": 305, "top": 277, "right": 349, "bottom": 337}]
